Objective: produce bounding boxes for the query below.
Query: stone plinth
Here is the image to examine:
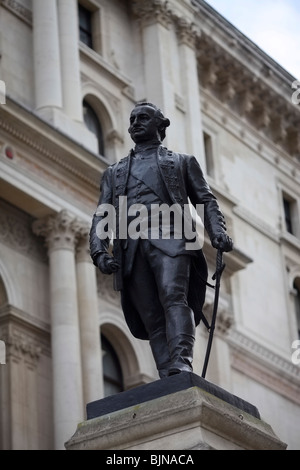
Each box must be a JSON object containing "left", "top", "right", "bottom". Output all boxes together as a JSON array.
[{"left": 65, "top": 373, "right": 287, "bottom": 451}]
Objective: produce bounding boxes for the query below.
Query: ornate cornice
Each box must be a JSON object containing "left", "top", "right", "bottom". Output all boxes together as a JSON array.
[
  {"left": 192, "top": 0, "right": 296, "bottom": 82},
  {"left": 0, "top": 303, "right": 50, "bottom": 335},
  {"left": 229, "top": 329, "right": 300, "bottom": 405},
  {"left": 202, "top": 89, "right": 300, "bottom": 188},
  {"left": 0, "top": 97, "right": 106, "bottom": 190},
  {"left": 131, "top": 0, "right": 300, "bottom": 161},
  {"left": 1, "top": 0, "right": 32, "bottom": 25},
  {"left": 196, "top": 29, "right": 300, "bottom": 162}
]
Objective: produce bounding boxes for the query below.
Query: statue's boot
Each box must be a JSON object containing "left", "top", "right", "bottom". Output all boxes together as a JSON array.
[
  {"left": 166, "top": 306, "right": 195, "bottom": 376},
  {"left": 149, "top": 332, "right": 171, "bottom": 379}
]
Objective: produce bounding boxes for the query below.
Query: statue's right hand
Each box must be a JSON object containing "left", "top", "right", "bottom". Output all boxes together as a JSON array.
[{"left": 96, "top": 253, "right": 120, "bottom": 275}]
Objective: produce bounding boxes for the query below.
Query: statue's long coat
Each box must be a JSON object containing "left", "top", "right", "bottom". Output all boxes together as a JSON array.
[{"left": 90, "top": 146, "right": 227, "bottom": 340}]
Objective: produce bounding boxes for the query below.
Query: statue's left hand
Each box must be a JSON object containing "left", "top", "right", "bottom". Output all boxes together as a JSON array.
[
  {"left": 96, "top": 253, "right": 120, "bottom": 275},
  {"left": 212, "top": 234, "right": 233, "bottom": 252}
]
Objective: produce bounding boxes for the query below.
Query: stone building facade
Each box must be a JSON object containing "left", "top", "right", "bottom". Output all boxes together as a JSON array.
[{"left": 0, "top": 0, "right": 299, "bottom": 450}]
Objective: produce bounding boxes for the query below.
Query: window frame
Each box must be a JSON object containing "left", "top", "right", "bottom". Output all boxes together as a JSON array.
[
  {"left": 203, "top": 131, "right": 215, "bottom": 179},
  {"left": 293, "top": 279, "right": 300, "bottom": 340},
  {"left": 78, "top": 0, "right": 102, "bottom": 54},
  {"left": 281, "top": 190, "right": 300, "bottom": 239},
  {"left": 78, "top": 3, "right": 93, "bottom": 49}
]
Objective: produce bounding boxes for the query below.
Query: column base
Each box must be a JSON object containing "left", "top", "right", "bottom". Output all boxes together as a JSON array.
[{"left": 65, "top": 373, "right": 287, "bottom": 451}]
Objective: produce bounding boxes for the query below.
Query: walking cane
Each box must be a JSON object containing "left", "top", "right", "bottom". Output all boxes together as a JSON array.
[{"left": 201, "top": 249, "right": 225, "bottom": 379}]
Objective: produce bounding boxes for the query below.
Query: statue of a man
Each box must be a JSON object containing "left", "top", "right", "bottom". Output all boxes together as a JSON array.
[{"left": 89, "top": 102, "right": 233, "bottom": 378}]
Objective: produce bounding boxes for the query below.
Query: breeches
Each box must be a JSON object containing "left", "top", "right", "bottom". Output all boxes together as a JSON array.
[{"left": 123, "top": 239, "right": 193, "bottom": 339}]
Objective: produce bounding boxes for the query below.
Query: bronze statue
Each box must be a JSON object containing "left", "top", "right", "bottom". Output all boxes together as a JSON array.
[{"left": 89, "top": 102, "right": 233, "bottom": 379}]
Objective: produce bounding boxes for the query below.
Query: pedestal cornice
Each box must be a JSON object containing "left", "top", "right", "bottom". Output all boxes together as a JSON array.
[{"left": 65, "top": 373, "right": 287, "bottom": 451}]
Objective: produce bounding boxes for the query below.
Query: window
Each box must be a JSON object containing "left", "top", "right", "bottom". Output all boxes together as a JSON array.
[
  {"left": 78, "top": 1, "right": 102, "bottom": 54},
  {"left": 282, "top": 194, "right": 298, "bottom": 236},
  {"left": 83, "top": 100, "right": 104, "bottom": 156},
  {"left": 203, "top": 132, "right": 214, "bottom": 178},
  {"left": 283, "top": 197, "right": 293, "bottom": 234},
  {"left": 294, "top": 280, "right": 300, "bottom": 339},
  {"left": 101, "top": 334, "right": 124, "bottom": 397},
  {"left": 78, "top": 4, "right": 93, "bottom": 49}
]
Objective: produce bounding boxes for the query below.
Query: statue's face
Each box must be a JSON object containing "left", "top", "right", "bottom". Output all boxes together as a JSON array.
[{"left": 128, "top": 105, "right": 160, "bottom": 143}]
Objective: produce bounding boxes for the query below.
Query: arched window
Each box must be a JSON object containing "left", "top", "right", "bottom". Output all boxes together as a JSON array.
[
  {"left": 83, "top": 99, "right": 105, "bottom": 156},
  {"left": 294, "top": 279, "right": 300, "bottom": 339},
  {"left": 101, "top": 334, "right": 124, "bottom": 397}
]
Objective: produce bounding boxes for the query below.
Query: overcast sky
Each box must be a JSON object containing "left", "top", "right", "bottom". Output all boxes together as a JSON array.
[{"left": 205, "top": 0, "right": 300, "bottom": 79}]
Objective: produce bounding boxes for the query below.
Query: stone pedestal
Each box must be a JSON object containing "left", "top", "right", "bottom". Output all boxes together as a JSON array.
[{"left": 65, "top": 373, "right": 287, "bottom": 451}]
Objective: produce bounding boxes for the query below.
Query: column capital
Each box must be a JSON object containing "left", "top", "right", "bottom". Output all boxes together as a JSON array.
[
  {"left": 131, "top": 0, "right": 173, "bottom": 29},
  {"left": 32, "top": 210, "right": 85, "bottom": 253},
  {"left": 176, "top": 17, "right": 200, "bottom": 49},
  {"left": 76, "top": 224, "right": 92, "bottom": 263}
]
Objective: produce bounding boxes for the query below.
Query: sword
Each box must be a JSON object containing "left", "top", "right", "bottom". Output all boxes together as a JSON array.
[{"left": 201, "top": 249, "right": 225, "bottom": 379}]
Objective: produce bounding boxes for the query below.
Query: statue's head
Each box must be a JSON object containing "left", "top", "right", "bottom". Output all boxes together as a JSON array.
[{"left": 128, "top": 102, "right": 170, "bottom": 143}]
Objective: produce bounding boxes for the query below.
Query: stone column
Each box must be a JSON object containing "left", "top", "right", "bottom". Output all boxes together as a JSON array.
[
  {"left": 76, "top": 226, "right": 104, "bottom": 406},
  {"left": 33, "top": 211, "right": 84, "bottom": 450},
  {"left": 0, "top": 322, "right": 41, "bottom": 450},
  {"left": 32, "top": 0, "right": 63, "bottom": 112},
  {"left": 132, "top": 0, "right": 174, "bottom": 116},
  {"left": 57, "top": 0, "right": 83, "bottom": 122},
  {"left": 177, "top": 19, "right": 206, "bottom": 167}
]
